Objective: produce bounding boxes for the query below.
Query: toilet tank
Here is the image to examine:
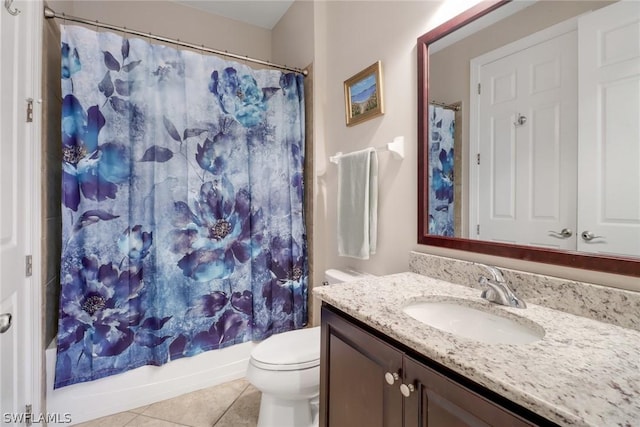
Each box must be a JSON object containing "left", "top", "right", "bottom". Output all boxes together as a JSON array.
[
  {"left": 314, "top": 269, "right": 374, "bottom": 326},
  {"left": 324, "top": 268, "right": 373, "bottom": 285}
]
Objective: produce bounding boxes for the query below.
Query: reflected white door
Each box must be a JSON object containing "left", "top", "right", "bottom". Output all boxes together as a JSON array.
[
  {"left": 476, "top": 30, "right": 578, "bottom": 249},
  {"left": 577, "top": 1, "right": 640, "bottom": 257},
  {"left": 1, "top": 1, "right": 35, "bottom": 424}
]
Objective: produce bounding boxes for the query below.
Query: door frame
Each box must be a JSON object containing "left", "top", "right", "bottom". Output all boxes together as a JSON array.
[
  {"left": 4, "top": 0, "right": 45, "bottom": 418},
  {"left": 28, "top": 0, "right": 44, "bottom": 417},
  {"left": 468, "top": 17, "right": 578, "bottom": 238}
]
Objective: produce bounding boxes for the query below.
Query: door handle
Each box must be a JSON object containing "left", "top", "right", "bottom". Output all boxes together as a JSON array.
[
  {"left": 0, "top": 313, "right": 12, "bottom": 334},
  {"left": 548, "top": 228, "right": 572, "bottom": 238},
  {"left": 4, "top": 0, "right": 21, "bottom": 16},
  {"left": 581, "top": 231, "right": 604, "bottom": 242},
  {"left": 514, "top": 113, "right": 527, "bottom": 127}
]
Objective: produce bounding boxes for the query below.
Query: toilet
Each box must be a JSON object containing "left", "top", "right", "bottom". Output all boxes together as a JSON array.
[{"left": 246, "top": 268, "right": 373, "bottom": 427}]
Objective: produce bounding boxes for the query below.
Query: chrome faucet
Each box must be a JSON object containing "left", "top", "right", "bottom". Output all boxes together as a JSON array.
[{"left": 477, "top": 265, "right": 527, "bottom": 309}]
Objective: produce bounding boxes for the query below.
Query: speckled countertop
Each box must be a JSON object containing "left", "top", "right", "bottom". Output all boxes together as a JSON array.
[{"left": 314, "top": 272, "right": 640, "bottom": 427}]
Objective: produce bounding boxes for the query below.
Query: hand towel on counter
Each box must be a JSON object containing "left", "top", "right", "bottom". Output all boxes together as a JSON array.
[{"left": 337, "top": 147, "right": 378, "bottom": 259}]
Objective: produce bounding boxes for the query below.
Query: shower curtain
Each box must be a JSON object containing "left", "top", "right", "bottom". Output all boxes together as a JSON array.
[
  {"left": 55, "top": 25, "right": 307, "bottom": 388},
  {"left": 428, "top": 104, "right": 455, "bottom": 236}
]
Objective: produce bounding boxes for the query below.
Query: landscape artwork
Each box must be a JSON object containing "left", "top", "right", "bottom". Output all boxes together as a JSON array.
[
  {"left": 350, "top": 74, "right": 377, "bottom": 116},
  {"left": 344, "top": 61, "right": 384, "bottom": 126}
]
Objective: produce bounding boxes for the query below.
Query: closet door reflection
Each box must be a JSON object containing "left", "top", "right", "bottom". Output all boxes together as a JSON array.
[
  {"left": 472, "top": 28, "right": 577, "bottom": 250},
  {"left": 577, "top": 1, "right": 640, "bottom": 258}
]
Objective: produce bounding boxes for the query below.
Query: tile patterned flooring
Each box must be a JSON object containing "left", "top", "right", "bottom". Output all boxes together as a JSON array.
[{"left": 75, "top": 378, "right": 260, "bottom": 427}]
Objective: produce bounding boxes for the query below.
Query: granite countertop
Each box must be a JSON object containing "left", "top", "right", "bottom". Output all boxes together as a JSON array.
[{"left": 313, "top": 272, "right": 640, "bottom": 427}]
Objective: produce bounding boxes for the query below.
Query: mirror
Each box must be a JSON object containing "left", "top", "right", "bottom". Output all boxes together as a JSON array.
[{"left": 418, "top": 0, "right": 640, "bottom": 277}]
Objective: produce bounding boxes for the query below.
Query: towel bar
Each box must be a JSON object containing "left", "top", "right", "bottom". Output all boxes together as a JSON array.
[{"left": 330, "top": 136, "right": 404, "bottom": 164}]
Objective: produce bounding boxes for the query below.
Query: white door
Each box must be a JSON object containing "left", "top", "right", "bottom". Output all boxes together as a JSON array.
[
  {"left": 577, "top": 1, "right": 640, "bottom": 258},
  {"left": 1, "top": 0, "right": 39, "bottom": 424},
  {"left": 475, "top": 30, "right": 578, "bottom": 249}
]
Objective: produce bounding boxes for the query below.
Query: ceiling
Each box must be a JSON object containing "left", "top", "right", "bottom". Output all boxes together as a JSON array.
[{"left": 173, "top": 0, "right": 295, "bottom": 29}]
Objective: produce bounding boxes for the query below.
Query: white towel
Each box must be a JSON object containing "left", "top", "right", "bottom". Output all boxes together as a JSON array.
[{"left": 337, "top": 147, "right": 378, "bottom": 259}]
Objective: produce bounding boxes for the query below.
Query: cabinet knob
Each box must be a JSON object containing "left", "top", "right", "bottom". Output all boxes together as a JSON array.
[
  {"left": 400, "top": 383, "right": 415, "bottom": 397},
  {"left": 384, "top": 372, "right": 400, "bottom": 385}
]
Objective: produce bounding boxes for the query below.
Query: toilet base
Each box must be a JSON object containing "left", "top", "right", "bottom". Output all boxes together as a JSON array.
[{"left": 257, "top": 393, "right": 319, "bottom": 427}]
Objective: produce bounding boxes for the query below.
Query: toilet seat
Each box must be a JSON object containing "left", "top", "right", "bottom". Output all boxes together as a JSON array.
[
  {"left": 250, "top": 357, "right": 319, "bottom": 371},
  {"left": 250, "top": 327, "right": 320, "bottom": 371}
]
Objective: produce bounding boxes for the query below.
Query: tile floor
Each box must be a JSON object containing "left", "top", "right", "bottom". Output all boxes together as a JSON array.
[{"left": 75, "top": 378, "right": 260, "bottom": 427}]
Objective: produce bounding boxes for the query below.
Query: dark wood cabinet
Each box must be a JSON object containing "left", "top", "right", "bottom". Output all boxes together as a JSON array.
[
  {"left": 320, "top": 304, "right": 403, "bottom": 427},
  {"left": 320, "top": 305, "right": 552, "bottom": 427},
  {"left": 403, "top": 356, "right": 534, "bottom": 427}
]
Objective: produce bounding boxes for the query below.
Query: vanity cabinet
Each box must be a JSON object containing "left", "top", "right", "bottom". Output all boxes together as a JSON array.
[
  {"left": 320, "top": 305, "right": 551, "bottom": 427},
  {"left": 320, "top": 305, "right": 403, "bottom": 426},
  {"left": 403, "top": 356, "right": 534, "bottom": 427}
]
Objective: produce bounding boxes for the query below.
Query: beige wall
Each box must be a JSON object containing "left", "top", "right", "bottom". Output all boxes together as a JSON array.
[
  {"left": 315, "top": 0, "right": 440, "bottom": 282},
  {"left": 273, "top": 2, "right": 317, "bottom": 322},
  {"left": 312, "top": 0, "right": 639, "bottom": 293},
  {"left": 42, "top": 17, "right": 63, "bottom": 346},
  {"left": 48, "top": 0, "right": 272, "bottom": 60},
  {"left": 312, "top": 0, "right": 327, "bottom": 304},
  {"left": 41, "top": 0, "right": 639, "bottom": 343},
  {"left": 272, "top": 0, "right": 314, "bottom": 69}
]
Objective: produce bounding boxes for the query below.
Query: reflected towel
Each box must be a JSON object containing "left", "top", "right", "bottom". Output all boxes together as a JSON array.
[{"left": 337, "top": 147, "right": 378, "bottom": 259}]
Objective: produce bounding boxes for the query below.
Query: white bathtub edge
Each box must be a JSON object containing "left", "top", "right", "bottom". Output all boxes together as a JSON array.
[{"left": 45, "top": 341, "right": 254, "bottom": 426}]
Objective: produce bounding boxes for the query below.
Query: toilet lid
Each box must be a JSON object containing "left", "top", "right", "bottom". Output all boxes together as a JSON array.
[{"left": 250, "top": 326, "right": 320, "bottom": 371}]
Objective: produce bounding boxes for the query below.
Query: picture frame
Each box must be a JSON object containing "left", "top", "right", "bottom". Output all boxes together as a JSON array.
[{"left": 344, "top": 61, "right": 384, "bottom": 126}]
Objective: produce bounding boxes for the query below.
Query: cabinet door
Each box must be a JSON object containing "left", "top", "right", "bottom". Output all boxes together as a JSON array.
[
  {"left": 403, "top": 356, "right": 535, "bottom": 427},
  {"left": 320, "top": 307, "right": 404, "bottom": 427}
]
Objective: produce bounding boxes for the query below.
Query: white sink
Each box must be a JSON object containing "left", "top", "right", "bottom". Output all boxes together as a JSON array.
[{"left": 403, "top": 300, "right": 544, "bottom": 345}]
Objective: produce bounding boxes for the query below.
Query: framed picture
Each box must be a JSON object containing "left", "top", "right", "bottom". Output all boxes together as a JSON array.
[{"left": 344, "top": 61, "right": 384, "bottom": 126}]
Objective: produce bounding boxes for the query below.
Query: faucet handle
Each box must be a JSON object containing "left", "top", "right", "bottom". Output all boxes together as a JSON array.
[
  {"left": 478, "top": 277, "right": 505, "bottom": 305},
  {"left": 510, "top": 296, "right": 527, "bottom": 309},
  {"left": 478, "top": 276, "right": 527, "bottom": 309},
  {"left": 476, "top": 264, "right": 505, "bottom": 283},
  {"left": 478, "top": 275, "right": 498, "bottom": 288},
  {"left": 480, "top": 287, "right": 496, "bottom": 302}
]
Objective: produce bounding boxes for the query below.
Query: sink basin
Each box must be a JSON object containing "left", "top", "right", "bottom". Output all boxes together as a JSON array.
[{"left": 403, "top": 300, "right": 544, "bottom": 345}]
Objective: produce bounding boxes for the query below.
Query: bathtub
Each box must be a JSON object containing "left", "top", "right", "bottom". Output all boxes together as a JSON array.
[{"left": 45, "top": 340, "right": 255, "bottom": 426}]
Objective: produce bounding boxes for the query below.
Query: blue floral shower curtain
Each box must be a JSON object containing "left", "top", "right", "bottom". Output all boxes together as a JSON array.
[
  {"left": 428, "top": 105, "right": 455, "bottom": 236},
  {"left": 55, "top": 25, "right": 307, "bottom": 388}
]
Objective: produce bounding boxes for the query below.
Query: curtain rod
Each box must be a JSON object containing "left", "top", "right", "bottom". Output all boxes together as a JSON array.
[{"left": 43, "top": 6, "right": 308, "bottom": 76}]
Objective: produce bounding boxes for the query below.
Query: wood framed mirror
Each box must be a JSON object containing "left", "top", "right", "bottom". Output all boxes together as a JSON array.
[{"left": 417, "top": 0, "right": 640, "bottom": 277}]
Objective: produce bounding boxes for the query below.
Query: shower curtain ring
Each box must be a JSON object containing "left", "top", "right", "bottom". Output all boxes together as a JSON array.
[{"left": 4, "top": 0, "right": 20, "bottom": 16}]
